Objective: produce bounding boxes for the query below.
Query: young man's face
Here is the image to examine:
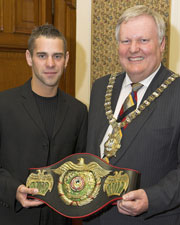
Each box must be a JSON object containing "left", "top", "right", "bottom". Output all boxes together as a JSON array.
[
  {"left": 118, "top": 15, "right": 165, "bottom": 83},
  {"left": 26, "top": 36, "right": 69, "bottom": 93}
]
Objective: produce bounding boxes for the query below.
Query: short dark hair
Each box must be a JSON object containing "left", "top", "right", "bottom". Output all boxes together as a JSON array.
[{"left": 28, "top": 24, "right": 67, "bottom": 55}]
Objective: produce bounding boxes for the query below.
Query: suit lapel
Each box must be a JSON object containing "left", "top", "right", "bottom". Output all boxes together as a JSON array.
[
  {"left": 95, "top": 73, "right": 124, "bottom": 157},
  {"left": 111, "top": 102, "right": 156, "bottom": 164},
  {"left": 110, "top": 65, "right": 169, "bottom": 164},
  {"left": 21, "top": 82, "right": 68, "bottom": 139},
  {"left": 20, "top": 79, "right": 47, "bottom": 138},
  {"left": 52, "top": 89, "right": 68, "bottom": 138},
  {"left": 96, "top": 121, "right": 108, "bottom": 157}
]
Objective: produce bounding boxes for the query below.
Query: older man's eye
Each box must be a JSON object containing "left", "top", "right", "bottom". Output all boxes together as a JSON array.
[
  {"left": 121, "top": 40, "right": 130, "bottom": 44},
  {"left": 141, "top": 39, "right": 149, "bottom": 43}
]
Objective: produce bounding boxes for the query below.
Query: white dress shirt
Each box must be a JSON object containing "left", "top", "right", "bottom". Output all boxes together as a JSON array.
[{"left": 100, "top": 65, "right": 161, "bottom": 158}]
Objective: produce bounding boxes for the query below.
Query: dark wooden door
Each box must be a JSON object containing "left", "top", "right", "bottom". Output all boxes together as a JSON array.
[
  {"left": 0, "top": 0, "right": 76, "bottom": 96},
  {"left": 54, "top": 0, "right": 76, "bottom": 96}
]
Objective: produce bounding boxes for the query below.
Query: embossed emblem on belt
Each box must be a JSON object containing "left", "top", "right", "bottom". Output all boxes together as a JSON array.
[{"left": 52, "top": 158, "right": 111, "bottom": 206}]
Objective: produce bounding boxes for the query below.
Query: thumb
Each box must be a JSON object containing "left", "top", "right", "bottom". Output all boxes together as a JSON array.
[{"left": 122, "top": 191, "right": 135, "bottom": 201}]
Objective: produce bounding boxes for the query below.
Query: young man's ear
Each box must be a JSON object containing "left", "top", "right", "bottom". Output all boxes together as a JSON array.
[
  {"left": 64, "top": 51, "right": 69, "bottom": 68},
  {"left": 26, "top": 50, "right": 32, "bottom": 67}
]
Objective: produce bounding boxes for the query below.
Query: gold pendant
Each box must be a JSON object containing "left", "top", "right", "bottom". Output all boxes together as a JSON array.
[{"left": 104, "top": 131, "right": 121, "bottom": 160}]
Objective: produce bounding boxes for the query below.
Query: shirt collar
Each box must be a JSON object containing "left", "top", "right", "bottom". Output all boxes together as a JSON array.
[{"left": 123, "top": 64, "right": 161, "bottom": 88}]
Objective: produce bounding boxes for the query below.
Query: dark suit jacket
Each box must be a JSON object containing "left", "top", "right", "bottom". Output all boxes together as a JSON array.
[
  {"left": 85, "top": 65, "right": 180, "bottom": 225},
  {"left": 0, "top": 79, "right": 88, "bottom": 225}
]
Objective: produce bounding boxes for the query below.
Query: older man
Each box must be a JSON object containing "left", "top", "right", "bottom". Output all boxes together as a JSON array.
[{"left": 85, "top": 5, "right": 180, "bottom": 225}]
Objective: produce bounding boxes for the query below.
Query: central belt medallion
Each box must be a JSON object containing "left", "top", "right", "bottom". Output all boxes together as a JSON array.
[{"left": 53, "top": 158, "right": 111, "bottom": 206}]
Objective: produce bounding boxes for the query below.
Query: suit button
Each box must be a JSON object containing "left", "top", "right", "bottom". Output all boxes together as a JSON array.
[
  {"left": 42, "top": 143, "right": 49, "bottom": 150},
  {"left": 2, "top": 202, "right": 9, "bottom": 208}
]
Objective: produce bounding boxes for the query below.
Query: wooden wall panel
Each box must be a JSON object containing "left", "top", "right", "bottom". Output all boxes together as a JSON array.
[
  {"left": 15, "top": 0, "right": 39, "bottom": 34},
  {"left": 39, "top": 0, "right": 52, "bottom": 24},
  {"left": 0, "top": 0, "right": 38, "bottom": 92},
  {"left": 54, "top": 0, "right": 76, "bottom": 96},
  {"left": 0, "top": 33, "right": 28, "bottom": 50},
  {"left": 0, "top": 51, "right": 31, "bottom": 91},
  {"left": 65, "top": 0, "right": 76, "bottom": 9},
  {"left": 0, "top": 0, "right": 52, "bottom": 50},
  {"left": 0, "top": 0, "right": 3, "bottom": 31},
  {"left": 2, "top": 0, "right": 15, "bottom": 33},
  {"left": 0, "top": 0, "right": 32, "bottom": 49}
]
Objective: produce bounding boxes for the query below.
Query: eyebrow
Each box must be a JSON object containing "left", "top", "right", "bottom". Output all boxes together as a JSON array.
[{"left": 36, "top": 52, "right": 64, "bottom": 56}]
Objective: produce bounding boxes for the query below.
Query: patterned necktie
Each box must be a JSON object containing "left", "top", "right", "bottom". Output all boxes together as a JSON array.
[{"left": 117, "top": 83, "right": 143, "bottom": 128}]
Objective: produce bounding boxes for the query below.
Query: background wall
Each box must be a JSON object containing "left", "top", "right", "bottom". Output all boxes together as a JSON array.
[
  {"left": 76, "top": 0, "right": 180, "bottom": 107},
  {"left": 169, "top": 0, "right": 180, "bottom": 74},
  {"left": 76, "top": 0, "right": 91, "bottom": 107}
]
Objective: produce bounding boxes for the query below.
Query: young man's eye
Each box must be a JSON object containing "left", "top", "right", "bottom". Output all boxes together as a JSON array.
[
  {"left": 38, "top": 54, "right": 46, "bottom": 59},
  {"left": 54, "top": 54, "right": 63, "bottom": 59},
  {"left": 54, "top": 55, "right": 61, "bottom": 59}
]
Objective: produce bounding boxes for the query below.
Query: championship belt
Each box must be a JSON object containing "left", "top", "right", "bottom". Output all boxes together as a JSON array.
[{"left": 26, "top": 153, "right": 140, "bottom": 218}]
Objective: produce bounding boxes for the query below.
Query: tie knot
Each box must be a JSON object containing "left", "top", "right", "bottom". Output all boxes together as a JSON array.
[{"left": 131, "top": 83, "right": 143, "bottom": 92}]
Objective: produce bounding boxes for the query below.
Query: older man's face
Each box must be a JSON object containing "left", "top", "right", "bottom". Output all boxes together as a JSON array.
[{"left": 118, "top": 15, "right": 165, "bottom": 83}]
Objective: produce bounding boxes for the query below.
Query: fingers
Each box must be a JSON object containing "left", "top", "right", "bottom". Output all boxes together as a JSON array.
[
  {"left": 16, "top": 184, "right": 44, "bottom": 208},
  {"left": 17, "top": 184, "right": 38, "bottom": 195},
  {"left": 117, "top": 199, "right": 137, "bottom": 216},
  {"left": 117, "top": 189, "right": 149, "bottom": 216},
  {"left": 117, "top": 200, "right": 132, "bottom": 215},
  {"left": 22, "top": 198, "right": 44, "bottom": 208}
]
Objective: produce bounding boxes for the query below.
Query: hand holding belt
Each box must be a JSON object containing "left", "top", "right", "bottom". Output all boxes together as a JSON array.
[{"left": 26, "top": 153, "right": 140, "bottom": 218}]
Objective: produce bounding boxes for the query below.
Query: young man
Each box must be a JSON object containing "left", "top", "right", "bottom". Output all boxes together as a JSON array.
[
  {"left": 85, "top": 5, "right": 180, "bottom": 225},
  {"left": 0, "top": 24, "right": 87, "bottom": 225}
]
